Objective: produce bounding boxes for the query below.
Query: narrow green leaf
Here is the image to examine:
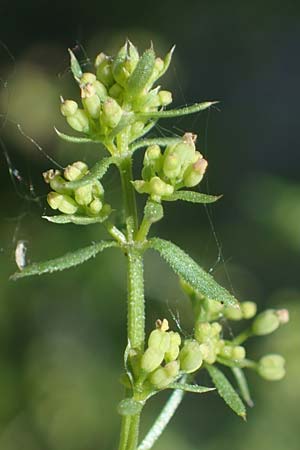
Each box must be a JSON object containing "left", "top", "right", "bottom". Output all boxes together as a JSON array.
[
  {"left": 68, "top": 48, "right": 83, "bottom": 82},
  {"left": 168, "top": 382, "right": 215, "bottom": 394},
  {"left": 231, "top": 367, "right": 254, "bottom": 407},
  {"left": 10, "top": 241, "right": 117, "bottom": 280},
  {"left": 127, "top": 48, "right": 156, "bottom": 97},
  {"left": 65, "top": 157, "right": 115, "bottom": 190},
  {"left": 138, "top": 101, "right": 218, "bottom": 119},
  {"left": 206, "top": 364, "right": 246, "bottom": 419},
  {"left": 42, "top": 211, "right": 110, "bottom": 225},
  {"left": 163, "top": 191, "right": 222, "bottom": 204},
  {"left": 158, "top": 45, "right": 176, "bottom": 79},
  {"left": 54, "top": 128, "right": 100, "bottom": 144},
  {"left": 149, "top": 238, "right": 238, "bottom": 307},
  {"left": 129, "top": 137, "right": 181, "bottom": 153}
]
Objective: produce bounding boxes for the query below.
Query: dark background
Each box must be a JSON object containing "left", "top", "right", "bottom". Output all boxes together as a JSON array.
[{"left": 0, "top": 1, "right": 299, "bottom": 449}]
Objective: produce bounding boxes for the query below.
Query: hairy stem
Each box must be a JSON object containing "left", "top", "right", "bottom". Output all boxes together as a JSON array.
[
  {"left": 118, "top": 152, "right": 145, "bottom": 450},
  {"left": 138, "top": 380, "right": 186, "bottom": 450}
]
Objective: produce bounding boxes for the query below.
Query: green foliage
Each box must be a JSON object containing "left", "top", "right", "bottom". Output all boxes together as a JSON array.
[
  {"left": 206, "top": 364, "right": 246, "bottom": 419},
  {"left": 11, "top": 241, "right": 117, "bottom": 280},
  {"left": 149, "top": 238, "right": 238, "bottom": 307}
]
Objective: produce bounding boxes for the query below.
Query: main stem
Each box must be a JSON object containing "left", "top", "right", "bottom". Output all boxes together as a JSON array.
[{"left": 118, "top": 154, "right": 145, "bottom": 450}]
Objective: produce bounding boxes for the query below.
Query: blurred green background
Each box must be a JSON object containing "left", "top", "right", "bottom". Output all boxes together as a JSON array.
[{"left": 0, "top": 0, "right": 299, "bottom": 449}]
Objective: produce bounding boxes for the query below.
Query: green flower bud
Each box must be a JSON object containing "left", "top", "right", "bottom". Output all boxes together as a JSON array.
[
  {"left": 241, "top": 301, "right": 257, "bottom": 319},
  {"left": 80, "top": 72, "right": 96, "bottom": 84},
  {"left": 149, "top": 177, "right": 174, "bottom": 199},
  {"left": 232, "top": 346, "right": 246, "bottom": 360},
  {"left": 100, "top": 98, "right": 123, "bottom": 128},
  {"left": 148, "top": 319, "right": 170, "bottom": 353},
  {"left": 149, "top": 361, "right": 180, "bottom": 389},
  {"left": 164, "top": 134, "right": 196, "bottom": 176},
  {"left": 92, "top": 180, "right": 104, "bottom": 198},
  {"left": 132, "top": 180, "right": 147, "bottom": 194},
  {"left": 202, "top": 341, "right": 218, "bottom": 364},
  {"left": 220, "top": 345, "right": 233, "bottom": 359},
  {"left": 82, "top": 94, "right": 101, "bottom": 119},
  {"left": 93, "top": 80, "right": 108, "bottom": 101},
  {"left": 210, "top": 322, "right": 222, "bottom": 336},
  {"left": 47, "top": 192, "right": 78, "bottom": 214},
  {"left": 223, "top": 305, "right": 243, "bottom": 321},
  {"left": 95, "top": 54, "right": 114, "bottom": 87},
  {"left": 64, "top": 161, "right": 89, "bottom": 181},
  {"left": 165, "top": 331, "right": 181, "bottom": 362},
  {"left": 258, "top": 354, "right": 286, "bottom": 381},
  {"left": 142, "top": 145, "right": 162, "bottom": 180},
  {"left": 140, "top": 347, "right": 164, "bottom": 373},
  {"left": 67, "top": 109, "right": 89, "bottom": 133},
  {"left": 88, "top": 198, "right": 103, "bottom": 215},
  {"left": 163, "top": 154, "right": 182, "bottom": 179},
  {"left": 183, "top": 156, "right": 208, "bottom": 188},
  {"left": 60, "top": 99, "right": 78, "bottom": 117},
  {"left": 179, "top": 340, "right": 203, "bottom": 373},
  {"left": 74, "top": 184, "right": 93, "bottom": 206},
  {"left": 252, "top": 309, "right": 280, "bottom": 336},
  {"left": 49, "top": 174, "right": 70, "bottom": 194},
  {"left": 158, "top": 90, "right": 172, "bottom": 106},
  {"left": 195, "top": 322, "right": 211, "bottom": 342},
  {"left": 109, "top": 83, "right": 124, "bottom": 100}
]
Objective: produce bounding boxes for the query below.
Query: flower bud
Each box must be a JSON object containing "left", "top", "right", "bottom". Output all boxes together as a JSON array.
[
  {"left": 49, "top": 174, "right": 70, "bottom": 194},
  {"left": 100, "top": 98, "right": 123, "bottom": 128},
  {"left": 165, "top": 331, "right": 181, "bottom": 362},
  {"left": 93, "top": 80, "right": 108, "bottom": 101},
  {"left": 92, "top": 180, "right": 104, "bottom": 198},
  {"left": 67, "top": 109, "right": 89, "bottom": 133},
  {"left": 149, "top": 361, "right": 180, "bottom": 389},
  {"left": 183, "top": 157, "right": 208, "bottom": 188},
  {"left": 149, "top": 177, "right": 174, "bottom": 198},
  {"left": 142, "top": 145, "right": 162, "bottom": 179},
  {"left": 223, "top": 305, "right": 243, "bottom": 321},
  {"left": 74, "top": 184, "right": 93, "bottom": 206},
  {"left": 80, "top": 72, "right": 96, "bottom": 84},
  {"left": 82, "top": 94, "right": 101, "bottom": 119},
  {"left": 140, "top": 347, "right": 164, "bottom": 373},
  {"left": 47, "top": 192, "right": 78, "bottom": 214},
  {"left": 163, "top": 154, "right": 181, "bottom": 179},
  {"left": 232, "top": 346, "right": 246, "bottom": 360},
  {"left": 64, "top": 161, "right": 88, "bottom": 181},
  {"left": 258, "top": 354, "right": 286, "bottom": 381},
  {"left": 241, "top": 301, "right": 257, "bottom": 319},
  {"left": 220, "top": 345, "right": 233, "bottom": 359},
  {"left": 109, "top": 83, "right": 124, "bottom": 100},
  {"left": 158, "top": 90, "right": 172, "bottom": 106},
  {"left": 179, "top": 340, "right": 203, "bottom": 373},
  {"left": 195, "top": 322, "right": 211, "bottom": 342},
  {"left": 252, "top": 309, "right": 280, "bottom": 336},
  {"left": 148, "top": 320, "right": 171, "bottom": 353},
  {"left": 60, "top": 99, "right": 78, "bottom": 117},
  {"left": 96, "top": 54, "right": 114, "bottom": 87},
  {"left": 88, "top": 198, "right": 103, "bottom": 215}
]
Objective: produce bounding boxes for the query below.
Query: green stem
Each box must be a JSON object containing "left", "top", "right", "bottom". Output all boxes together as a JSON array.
[
  {"left": 118, "top": 155, "right": 139, "bottom": 239},
  {"left": 117, "top": 151, "right": 145, "bottom": 450},
  {"left": 138, "top": 378, "right": 187, "bottom": 450}
]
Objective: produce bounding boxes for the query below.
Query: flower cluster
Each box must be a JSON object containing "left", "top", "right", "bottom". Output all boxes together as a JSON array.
[
  {"left": 60, "top": 41, "right": 173, "bottom": 143},
  {"left": 43, "top": 161, "right": 110, "bottom": 217},
  {"left": 135, "top": 292, "right": 289, "bottom": 395},
  {"left": 133, "top": 133, "right": 208, "bottom": 201}
]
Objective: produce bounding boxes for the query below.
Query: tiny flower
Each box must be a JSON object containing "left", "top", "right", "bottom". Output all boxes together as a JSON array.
[{"left": 257, "top": 354, "right": 286, "bottom": 381}]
